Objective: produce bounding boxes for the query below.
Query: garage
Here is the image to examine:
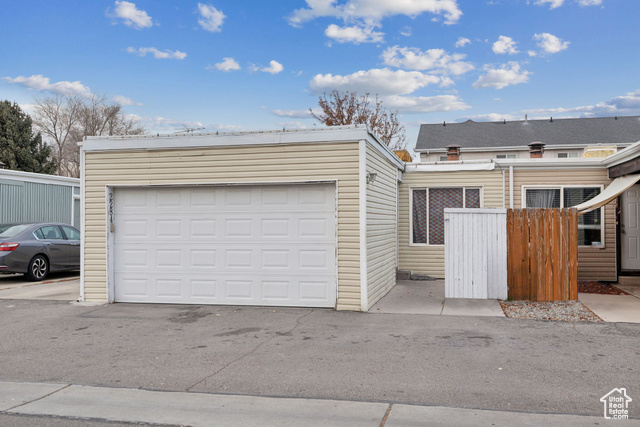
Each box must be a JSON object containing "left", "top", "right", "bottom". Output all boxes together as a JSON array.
[
  {"left": 113, "top": 184, "right": 336, "bottom": 307},
  {"left": 81, "top": 126, "right": 404, "bottom": 311}
]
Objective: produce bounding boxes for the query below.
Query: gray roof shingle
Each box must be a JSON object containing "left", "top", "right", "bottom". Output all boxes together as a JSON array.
[{"left": 415, "top": 116, "right": 640, "bottom": 151}]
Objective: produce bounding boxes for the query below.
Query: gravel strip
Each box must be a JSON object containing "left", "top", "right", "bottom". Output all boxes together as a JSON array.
[{"left": 499, "top": 300, "right": 603, "bottom": 322}]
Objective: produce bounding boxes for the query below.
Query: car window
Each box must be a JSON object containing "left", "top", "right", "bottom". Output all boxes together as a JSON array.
[
  {"left": 0, "top": 224, "right": 30, "bottom": 238},
  {"left": 61, "top": 226, "right": 80, "bottom": 240},
  {"left": 38, "top": 226, "right": 64, "bottom": 240},
  {"left": 33, "top": 228, "right": 45, "bottom": 240}
]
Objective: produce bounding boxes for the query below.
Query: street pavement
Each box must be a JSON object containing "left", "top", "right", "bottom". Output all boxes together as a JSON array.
[{"left": 0, "top": 298, "right": 638, "bottom": 424}]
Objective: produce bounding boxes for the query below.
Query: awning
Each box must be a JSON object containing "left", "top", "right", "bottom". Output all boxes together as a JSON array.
[{"left": 575, "top": 174, "right": 640, "bottom": 215}]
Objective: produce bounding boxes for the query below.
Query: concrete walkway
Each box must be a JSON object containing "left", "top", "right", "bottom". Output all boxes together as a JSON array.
[
  {"left": 371, "top": 280, "right": 504, "bottom": 317},
  {"left": 1, "top": 381, "right": 635, "bottom": 427},
  {"left": 579, "top": 292, "right": 640, "bottom": 323}
]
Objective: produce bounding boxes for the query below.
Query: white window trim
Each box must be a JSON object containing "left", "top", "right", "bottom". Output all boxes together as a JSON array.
[
  {"left": 409, "top": 185, "right": 484, "bottom": 247},
  {"left": 521, "top": 184, "right": 605, "bottom": 248}
]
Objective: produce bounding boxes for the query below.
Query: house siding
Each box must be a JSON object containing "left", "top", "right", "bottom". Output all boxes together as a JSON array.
[
  {"left": 83, "top": 142, "right": 362, "bottom": 311},
  {"left": 365, "top": 142, "right": 398, "bottom": 309},
  {"left": 506, "top": 167, "right": 616, "bottom": 281},
  {"left": 398, "top": 170, "right": 505, "bottom": 277}
]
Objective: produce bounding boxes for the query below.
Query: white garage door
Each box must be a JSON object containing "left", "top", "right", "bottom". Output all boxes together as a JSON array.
[{"left": 113, "top": 184, "right": 336, "bottom": 307}]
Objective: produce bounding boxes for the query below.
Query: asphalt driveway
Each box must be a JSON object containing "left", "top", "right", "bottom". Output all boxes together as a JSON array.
[
  {"left": 0, "top": 299, "right": 638, "bottom": 419},
  {"left": 0, "top": 272, "right": 80, "bottom": 301}
]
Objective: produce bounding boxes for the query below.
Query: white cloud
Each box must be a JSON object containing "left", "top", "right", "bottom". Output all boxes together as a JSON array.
[
  {"left": 127, "top": 114, "right": 204, "bottom": 134},
  {"left": 381, "top": 46, "right": 474, "bottom": 75},
  {"left": 455, "top": 37, "right": 470, "bottom": 48},
  {"left": 400, "top": 26, "right": 412, "bottom": 37},
  {"left": 457, "top": 113, "right": 521, "bottom": 122},
  {"left": 261, "top": 60, "right": 284, "bottom": 74},
  {"left": 385, "top": 94, "right": 470, "bottom": 113},
  {"left": 492, "top": 36, "right": 519, "bottom": 55},
  {"left": 276, "top": 121, "right": 308, "bottom": 130},
  {"left": 324, "top": 24, "right": 384, "bottom": 44},
  {"left": 113, "top": 1, "right": 152, "bottom": 29},
  {"left": 524, "top": 89, "right": 640, "bottom": 117},
  {"left": 126, "top": 47, "right": 187, "bottom": 60},
  {"left": 270, "top": 109, "right": 317, "bottom": 118},
  {"left": 533, "top": 33, "right": 569, "bottom": 54},
  {"left": 113, "top": 95, "right": 142, "bottom": 106},
  {"left": 528, "top": 50, "right": 537, "bottom": 57},
  {"left": 472, "top": 62, "right": 531, "bottom": 89},
  {"left": 197, "top": 3, "right": 225, "bottom": 32},
  {"left": 310, "top": 68, "right": 449, "bottom": 96},
  {"left": 533, "top": 0, "right": 565, "bottom": 9},
  {"left": 288, "top": 0, "right": 463, "bottom": 27},
  {"left": 210, "top": 57, "right": 241, "bottom": 71},
  {"left": 578, "top": 0, "right": 602, "bottom": 5},
  {"left": 2, "top": 74, "right": 92, "bottom": 97}
]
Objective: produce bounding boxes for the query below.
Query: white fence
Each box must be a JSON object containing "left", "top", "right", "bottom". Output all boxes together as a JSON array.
[{"left": 444, "top": 209, "right": 508, "bottom": 299}]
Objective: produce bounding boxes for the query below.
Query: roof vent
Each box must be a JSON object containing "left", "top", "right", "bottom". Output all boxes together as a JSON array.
[
  {"left": 443, "top": 121, "right": 446, "bottom": 127},
  {"left": 615, "top": 116, "right": 618, "bottom": 120},
  {"left": 503, "top": 119, "right": 506, "bottom": 124},
  {"left": 550, "top": 117, "right": 553, "bottom": 122}
]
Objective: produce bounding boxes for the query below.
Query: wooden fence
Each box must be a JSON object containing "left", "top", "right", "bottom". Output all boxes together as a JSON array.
[{"left": 507, "top": 208, "right": 578, "bottom": 301}]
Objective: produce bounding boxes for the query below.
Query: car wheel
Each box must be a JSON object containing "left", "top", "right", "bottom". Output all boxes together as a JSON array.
[{"left": 26, "top": 255, "right": 49, "bottom": 281}]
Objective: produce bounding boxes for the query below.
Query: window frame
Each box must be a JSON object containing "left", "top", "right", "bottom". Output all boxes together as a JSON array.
[
  {"left": 496, "top": 154, "right": 517, "bottom": 159},
  {"left": 409, "top": 185, "right": 484, "bottom": 247},
  {"left": 521, "top": 184, "right": 605, "bottom": 248}
]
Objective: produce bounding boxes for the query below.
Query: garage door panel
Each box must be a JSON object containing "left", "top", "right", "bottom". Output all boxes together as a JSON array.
[{"left": 114, "top": 184, "right": 336, "bottom": 307}]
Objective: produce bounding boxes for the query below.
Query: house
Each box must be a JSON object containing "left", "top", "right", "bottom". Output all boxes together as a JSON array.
[
  {"left": 0, "top": 168, "right": 80, "bottom": 227},
  {"left": 406, "top": 116, "right": 640, "bottom": 282},
  {"left": 79, "top": 126, "right": 404, "bottom": 311},
  {"left": 416, "top": 116, "right": 640, "bottom": 162}
]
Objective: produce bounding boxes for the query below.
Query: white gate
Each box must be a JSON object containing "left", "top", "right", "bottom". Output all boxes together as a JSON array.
[{"left": 444, "top": 209, "right": 507, "bottom": 299}]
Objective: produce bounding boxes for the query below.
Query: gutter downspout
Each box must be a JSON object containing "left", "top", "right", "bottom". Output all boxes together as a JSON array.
[{"left": 509, "top": 166, "right": 514, "bottom": 209}]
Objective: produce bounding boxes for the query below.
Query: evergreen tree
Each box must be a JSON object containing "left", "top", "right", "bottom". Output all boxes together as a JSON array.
[{"left": 0, "top": 100, "right": 56, "bottom": 174}]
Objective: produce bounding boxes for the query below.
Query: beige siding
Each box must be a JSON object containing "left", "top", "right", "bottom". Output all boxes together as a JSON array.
[
  {"left": 365, "top": 143, "right": 398, "bottom": 309},
  {"left": 398, "top": 170, "right": 505, "bottom": 277},
  {"left": 83, "top": 142, "right": 361, "bottom": 311},
  {"left": 506, "top": 167, "right": 616, "bottom": 281}
]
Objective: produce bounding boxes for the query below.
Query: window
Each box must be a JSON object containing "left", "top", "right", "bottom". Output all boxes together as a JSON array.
[
  {"left": 439, "top": 156, "right": 448, "bottom": 161},
  {"left": 496, "top": 154, "right": 517, "bottom": 159},
  {"left": 0, "top": 224, "right": 30, "bottom": 238},
  {"left": 557, "top": 152, "right": 578, "bottom": 158},
  {"left": 523, "top": 186, "right": 603, "bottom": 246},
  {"left": 61, "top": 225, "right": 80, "bottom": 240},
  {"left": 412, "top": 187, "right": 481, "bottom": 245},
  {"left": 37, "top": 226, "right": 64, "bottom": 240}
]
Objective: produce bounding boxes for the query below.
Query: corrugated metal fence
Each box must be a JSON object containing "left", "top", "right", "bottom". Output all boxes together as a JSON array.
[
  {"left": 0, "top": 179, "right": 73, "bottom": 224},
  {"left": 444, "top": 209, "right": 508, "bottom": 299}
]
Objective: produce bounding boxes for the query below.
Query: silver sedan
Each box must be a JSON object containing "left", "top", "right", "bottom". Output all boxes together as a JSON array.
[{"left": 0, "top": 223, "right": 80, "bottom": 281}]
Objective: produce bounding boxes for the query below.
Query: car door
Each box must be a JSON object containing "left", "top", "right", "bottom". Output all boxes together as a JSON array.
[
  {"left": 35, "top": 225, "right": 70, "bottom": 271},
  {"left": 61, "top": 225, "right": 81, "bottom": 269}
]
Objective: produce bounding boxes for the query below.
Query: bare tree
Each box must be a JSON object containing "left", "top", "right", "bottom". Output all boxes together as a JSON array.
[
  {"left": 33, "top": 95, "right": 146, "bottom": 177},
  {"left": 32, "top": 95, "right": 82, "bottom": 176},
  {"left": 311, "top": 90, "right": 406, "bottom": 150}
]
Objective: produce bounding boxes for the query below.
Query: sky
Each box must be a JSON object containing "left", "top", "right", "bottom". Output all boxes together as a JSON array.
[{"left": 1, "top": 0, "right": 639, "bottom": 152}]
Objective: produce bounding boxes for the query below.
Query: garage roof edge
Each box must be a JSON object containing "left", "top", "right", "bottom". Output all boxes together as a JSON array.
[{"left": 82, "top": 126, "right": 405, "bottom": 171}]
